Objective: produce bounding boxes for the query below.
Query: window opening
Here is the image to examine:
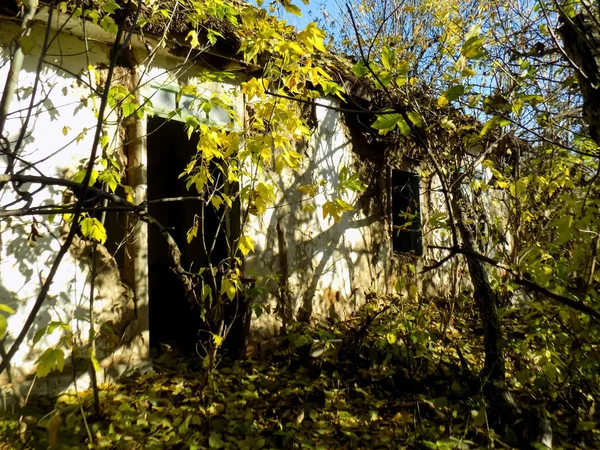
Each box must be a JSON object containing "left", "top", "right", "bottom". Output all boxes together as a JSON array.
[{"left": 391, "top": 170, "right": 423, "bottom": 255}]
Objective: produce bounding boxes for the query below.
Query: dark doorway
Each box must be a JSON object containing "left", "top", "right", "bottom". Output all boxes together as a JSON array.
[
  {"left": 391, "top": 170, "right": 423, "bottom": 255},
  {"left": 146, "top": 117, "right": 230, "bottom": 353}
]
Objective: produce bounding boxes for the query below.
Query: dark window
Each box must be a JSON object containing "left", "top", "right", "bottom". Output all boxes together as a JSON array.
[{"left": 391, "top": 170, "right": 423, "bottom": 255}]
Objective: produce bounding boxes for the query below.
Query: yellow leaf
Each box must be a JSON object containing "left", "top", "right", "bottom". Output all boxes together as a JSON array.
[
  {"left": 0, "top": 316, "right": 7, "bottom": 340},
  {"left": 187, "top": 225, "right": 198, "bottom": 244},
  {"left": 0, "top": 304, "right": 15, "bottom": 314},
  {"left": 298, "top": 185, "right": 317, "bottom": 196},
  {"left": 283, "top": 2, "right": 302, "bottom": 17},
  {"left": 186, "top": 30, "right": 200, "bottom": 48},
  {"left": 89, "top": 347, "right": 100, "bottom": 372},
  {"left": 461, "top": 66, "right": 476, "bottom": 77},
  {"left": 221, "top": 193, "right": 233, "bottom": 208},
  {"left": 211, "top": 195, "right": 223, "bottom": 210},
  {"left": 409, "top": 284, "right": 418, "bottom": 299},
  {"left": 299, "top": 22, "right": 326, "bottom": 52},
  {"left": 407, "top": 111, "right": 423, "bottom": 127},
  {"left": 242, "top": 78, "right": 266, "bottom": 101},
  {"left": 437, "top": 95, "right": 449, "bottom": 108},
  {"left": 47, "top": 411, "right": 62, "bottom": 449},
  {"left": 72, "top": 169, "right": 98, "bottom": 186},
  {"left": 212, "top": 333, "right": 224, "bottom": 348},
  {"left": 238, "top": 235, "right": 254, "bottom": 256},
  {"left": 386, "top": 332, "right": 397, "bottom": 345},
  {"left": 221, "top": 278, "right": 237, "bottom": 301},
  {"left": 335, "top": 198, "right": 353, "bottom": 211},
  {"left": 80, "top": 217, "right": 107, "bottom": 244}
]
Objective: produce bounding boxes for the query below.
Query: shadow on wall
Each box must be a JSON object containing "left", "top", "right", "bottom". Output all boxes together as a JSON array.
[
  {"left": 250, "top": 103, "right": 388, "bottom": 333},
  {"left": 1, "top": 23, "right": 143, "bottom": 388}
]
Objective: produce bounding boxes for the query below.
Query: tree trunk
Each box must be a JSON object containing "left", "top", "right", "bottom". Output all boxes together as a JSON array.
[
  {"left": 450, "top": 185, "right": 521, "bottom": 434},
  {"left": 451, "top": 186, "right": 506, "bottom": 383},
  {"left": 558, "top": 1, "right": 600, "bottom": 145}
]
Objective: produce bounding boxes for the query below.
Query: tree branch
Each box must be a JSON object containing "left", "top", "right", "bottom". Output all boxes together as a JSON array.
[{"left": 423, "top": 245, "right": 600, "bottom": 321}]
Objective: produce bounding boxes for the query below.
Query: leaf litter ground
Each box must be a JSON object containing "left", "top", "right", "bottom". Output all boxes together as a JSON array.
[{"left": 1, "top": 294, "right": 599, "bottom": 449}]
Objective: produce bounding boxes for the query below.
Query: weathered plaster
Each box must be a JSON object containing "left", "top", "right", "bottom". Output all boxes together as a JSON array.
[
  {"left": 244, "top": 98, "right": 391, "bottom": 337},
  {"left": 0, "top": 10, "right": 511, "bottom": 401},
  {"left": 0, "top": 16, "right": 244, "bottom": 396}
]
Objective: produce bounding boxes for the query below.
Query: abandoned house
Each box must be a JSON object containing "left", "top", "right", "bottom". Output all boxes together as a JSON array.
[{"left": 0, "top": 1, "right": 510, "bottom": 397}]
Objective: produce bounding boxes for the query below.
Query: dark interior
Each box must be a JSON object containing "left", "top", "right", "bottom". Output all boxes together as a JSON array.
[
  {"left": 391, "top": 170, "right": 423, "bottom": 255},
  {"left": 146, "top": 117, "right": 229, "bottom": 353}
]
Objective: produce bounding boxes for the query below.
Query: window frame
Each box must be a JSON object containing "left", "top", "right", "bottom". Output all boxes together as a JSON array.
[{"left": 389, "top": 169, "right": 423, "bottom": 256}]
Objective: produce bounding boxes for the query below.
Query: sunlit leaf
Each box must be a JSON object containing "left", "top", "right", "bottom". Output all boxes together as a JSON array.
[
  {"left": 221, "top": 278, "right": 237, "bottom": 301},
  {"left": 0, "top": 304, "right": 15, "bottom": 315},
  {"left": 0, "top": 316, "right": 7, "bottom": 340},
  {"left": 239, "top": 235, "right": 255, "bottom": 256},
  {"left": 80, "top": 217, "right": 107, "bottom": 244}
]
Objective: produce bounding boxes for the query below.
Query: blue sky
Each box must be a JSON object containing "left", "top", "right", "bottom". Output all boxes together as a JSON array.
[{"left": 253, "top": 0, "right": 342, "bottom": 32}]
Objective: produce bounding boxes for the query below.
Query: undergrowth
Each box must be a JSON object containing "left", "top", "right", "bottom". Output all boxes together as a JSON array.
[{"left": 1, "top": 292, "right": 598, "bottom": 449}]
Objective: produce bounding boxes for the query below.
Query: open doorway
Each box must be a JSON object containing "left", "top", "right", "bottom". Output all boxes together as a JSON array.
[{"left": 146, "top": 117, "right": 231, "bottom": 353}]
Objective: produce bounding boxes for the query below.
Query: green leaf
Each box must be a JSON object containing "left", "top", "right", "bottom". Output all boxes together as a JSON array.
[
  {"left": 407, "top": 111, "right": 423, "bottom": 127},
  {"left": 33, "top": 327, "right": 47, "bottom": 345},
  {"left": 519, "top": 94, "right": 543, "bottom": 106},
  {"left": 396, "top": 116, "right": 411, "bottom": 136},
  {"left": 396, "top": 75, "right": 407, "bottom": 87},
  {"left": 472, "top": 407, "right": 487, "bottom": 427},
  {"left": 395, "top": 60, "right": 409, "bottom": 86},
  {"left": 35, "top": 348, "right": 65, "bottom": 378},
  {"left": 352, "top": 60, "right": 369, "bottom": 78},
  {"left": 479, "top": 115, "right": 509, "bottom": 136},
  {"left": 19, "top": 35, "right": 36, "bottom": 55},
  {"left": 461, "top": 25, "right": 486, "bottom": 60},
  {"left": 408, "top": 284, "right": 418, "bottom": 299},
  {"left": 371, "top": 113, "right": 403, "bottom": 131},
  {"left": 98, "top": 169, "right": 120, "bottom": 193},
  {"left": 202, "top": 284, "right": 213, "bottom": 304},
  {"left": 438, "top": 85, "right": 466, "bottom": 108},
  {"left": 72, "top": 169, "right": 99, "bottom": 186},
  {"left": 101, "top": 0, "right": 120, "bottom": 13},
  {"left": 381, "top": 47, "right": 395, "bottom": 71},
  {"left": 375, "top": 71, "right": 393, "bottom": 88},
  {"left": 209, "top": 433, "right": 225, "bottom": 449},
  {"left": 444, "top": 85, "right": 465, "bottom": 102}
]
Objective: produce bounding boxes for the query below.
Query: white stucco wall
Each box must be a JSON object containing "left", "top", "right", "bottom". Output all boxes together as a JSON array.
[
  {"left": 0, "top": 19, "right": 114, "bottom": 381},
  {"left": 1, "top": 10, "right": 494, "bottom": 398},
  {"left": 0, "top": 15, "right": 244, "bottom": 394},
  {"left": 244, "top": 98, "right": 391, "bottom": 336}
]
